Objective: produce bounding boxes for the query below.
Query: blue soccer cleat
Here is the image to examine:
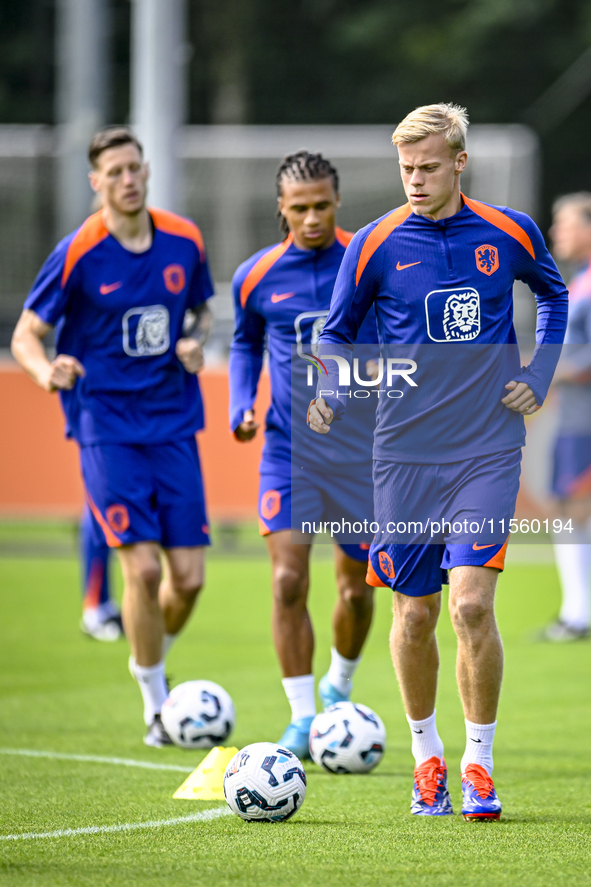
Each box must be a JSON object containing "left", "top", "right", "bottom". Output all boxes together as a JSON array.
[
  {"left": 318, "top": 674, "right": 350, "bottom": 709},
  {"left": 411, "top": 756, "right": 453, "bottom": 816},
  {"left": 278, "top": 716, "right": 314, "bottom": 760},
  {"left": 461, "top": 764, "right": 502, "bottom": 821}
]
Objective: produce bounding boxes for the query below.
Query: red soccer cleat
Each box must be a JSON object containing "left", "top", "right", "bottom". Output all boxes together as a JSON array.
[{"left": 461, "top": 763, "right": 502, "bottom": 821}]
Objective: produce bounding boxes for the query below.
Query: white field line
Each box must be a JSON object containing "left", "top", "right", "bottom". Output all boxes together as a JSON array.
[
  {"left": 0, "top": 748, "right": 194, "bottom": 772},
  {"left": 0, "top": 808, "right": 232, "bottom": 842}
]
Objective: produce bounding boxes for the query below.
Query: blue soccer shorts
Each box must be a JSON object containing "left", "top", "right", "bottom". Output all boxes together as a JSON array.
[
  {"left": 367, "top": 449, "right": 521, "bottom": 595},
  {"left": 258, "top": 463, "right": 373, "bottom": 562},
  {"left": 552, "top": 434, "right": 591, "bottom": 499},
  {"left": 80, "top": 437, "right": 210, "bottom": 549}
]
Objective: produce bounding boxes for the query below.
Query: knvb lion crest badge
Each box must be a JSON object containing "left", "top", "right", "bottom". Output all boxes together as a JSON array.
[
  {"left": 425, "top": 287, "right": 481, "bottom": 342},
  {"left": 294, "top": 310, "right": 328, "bottom": 357},
  {"left": 122, "top": 304, "right": 170, "bottom": 356},
  {"left": 442, "top": 291, "right": 480, "bottom": 340},
  {"left": 378, "top": 551, "right": 395, "bottom": 579},
  {"left": 475, "top": 244, "right": 499, "bottom": 276}
]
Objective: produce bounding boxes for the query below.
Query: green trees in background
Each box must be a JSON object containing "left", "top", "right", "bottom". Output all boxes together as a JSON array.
[{"left": 1, "top": 0, "right": 591, "bottom": 216}]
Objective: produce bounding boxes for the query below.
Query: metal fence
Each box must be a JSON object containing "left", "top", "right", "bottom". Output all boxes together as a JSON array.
[{"left": 0, "top": 123, "right": 540, "bottom": 352}]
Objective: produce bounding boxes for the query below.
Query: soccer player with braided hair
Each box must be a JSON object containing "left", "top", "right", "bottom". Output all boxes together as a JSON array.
[
  {"left": 229, "top": 150, "right": 378, "bottom": 758},
  {"left": 274, "top": 151, "right": 340, "bottom": 237}
]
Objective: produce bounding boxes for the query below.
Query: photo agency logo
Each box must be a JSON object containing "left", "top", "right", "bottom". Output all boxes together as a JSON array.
[
  {"left": 301, "top": 353, "right": 328, "bottom": 383},
  {"left": 302, "top": 353, "right": 418, "bottom": 400}
]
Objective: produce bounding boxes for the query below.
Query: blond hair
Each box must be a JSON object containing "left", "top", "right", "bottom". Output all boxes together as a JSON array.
[{"left": 392, "top": 103, "right": 469, "bottom": 152}]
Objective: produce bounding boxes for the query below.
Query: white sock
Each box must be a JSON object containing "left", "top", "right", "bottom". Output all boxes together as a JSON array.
[
  {"left": 162, "top": 633, "right": 178, "bottom": 659},
  {"left": 133, "top": 661, "right": 169, "bottom": 725},
  {"left": 282, "top": 674, "right": 316, "bottom": 723},
  {"left": 327, "top": 647, "right": 362, "bottom": 695},
  {"left": 553, "top": 528, "right": 591, "bottom": 630},
  {"left": 461, "top": 719, "right": 496, "bottom": 775},
  {"left": 406, "top": 711, "right": 444, "bottom": 766}
]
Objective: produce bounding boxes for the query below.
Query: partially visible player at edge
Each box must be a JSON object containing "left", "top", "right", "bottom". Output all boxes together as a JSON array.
[
  {"left": 543, "top": 193, "right": 591, "bottom": 641},
  {"left": 229, "top": 151, "right": 376, "bottom": 758},
  {"left": 309, "top": 104, "right": 568, "bottom": 818},
  {"left": 79, "top": 189, "right": 122, "bottom": 643},
  {"left": 80, "top": 504, "right": 122, "bottom": 641},
  {"left": 11, "top": 126, "right": 214, "bottom": 746}
]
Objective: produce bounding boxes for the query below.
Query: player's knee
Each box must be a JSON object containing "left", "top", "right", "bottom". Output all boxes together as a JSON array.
[
  {"left": 171, "top": 571, "right": 204, "bottom": 601},
  {"left": 272, "top": 563, "right": 307, "bottom": 607},
  {"left": 339, "top": 581, "right": 374, "bottom": 615},
  {"left": 449, "top": 595, "right": 489, "bottom": 633},
  {"left": 135, "top": 559, "right": 162, "bottom": 592},
  {"left": 396, "top": 598, "right": 438, "bottom": 642}
]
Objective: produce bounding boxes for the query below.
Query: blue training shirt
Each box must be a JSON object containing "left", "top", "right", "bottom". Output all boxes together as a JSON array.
[
  {"left": 318, "top": 195, "right": 569, "bottom": 464},
  {"left": 555, "top": 262, "right": 591, "bottom": 435},
  {"left": 25, "top": 208, "right": 214, "bottom": 445},
  {"left": 229, "top": 229, "right": 378, "bottom": 472}
]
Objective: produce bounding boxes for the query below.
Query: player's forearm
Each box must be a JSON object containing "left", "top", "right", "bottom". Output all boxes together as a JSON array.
[
  {"left": 315, "top": 340, "right": 354, "bottom": 422},
  {"left": 196, "top": 305, "right": 212, "bottom": 346},
  {"left": 534, "top": 292, "right": 569, "bottom": 345},
  {"left": 519, "top": 291, "right": 569, "bottom": 404},
  {"left": 184, "top": 304, "right": 212, "bottom": 346},
  {"left": 11, "top": 325, "right": 54, "bottom": 390},
  {"left": 228, "top": 346, "right": 263, "bottom": 431}
]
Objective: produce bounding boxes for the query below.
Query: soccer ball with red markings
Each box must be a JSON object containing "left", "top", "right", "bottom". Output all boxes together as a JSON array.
[
  {"left": 161, "top": 680, "right": 235, "bottom": 749},
  {"left": 223, "top": 742, "right": 307, "bottom": 822},
  {"left": 309, "top": 702, "right": 386, "bottom": 773}
]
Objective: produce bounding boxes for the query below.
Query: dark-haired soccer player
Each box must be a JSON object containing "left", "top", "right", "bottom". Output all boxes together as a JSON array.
[
  {"left": 12, "top": 126, "right": 213, "bottom": 746},
  {"left": 309, "top": 104, "right": 568, "bottom": 818},
  {"left": 229, "top": 151, "right": 377, "bottom": 758}
]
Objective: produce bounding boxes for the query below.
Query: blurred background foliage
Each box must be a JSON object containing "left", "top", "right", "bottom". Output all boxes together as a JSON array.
[{"left": 1, "top": 0, "right": 591, "bottom": 222}]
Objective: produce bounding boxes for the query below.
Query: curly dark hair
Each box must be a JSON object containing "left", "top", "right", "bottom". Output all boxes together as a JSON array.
[{"left": 275, "top": 150, "right": 339, "bottom": 237}]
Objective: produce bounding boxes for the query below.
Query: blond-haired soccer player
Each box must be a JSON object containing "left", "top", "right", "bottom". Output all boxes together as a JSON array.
[{"left": 309, "top": 103, "right": 568, "bottom": 818}]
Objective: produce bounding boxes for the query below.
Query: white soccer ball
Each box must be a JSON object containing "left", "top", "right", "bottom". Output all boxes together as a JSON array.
[
  {"left": 223, "top": 742, "right": 307, "bottom": 822},
  {"left": 161, "top": 680, "right": 235, "bottom": 749},
  {"left": 309, "top": 701, "right": 386, "bottom": 773}
]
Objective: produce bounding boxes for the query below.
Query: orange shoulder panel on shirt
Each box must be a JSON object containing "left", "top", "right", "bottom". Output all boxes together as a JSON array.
[
  {"left": 240, "top": 234, "right": 293, "bottom": 307},
  {"left": 462, "top": 195, "right": 535, "bottom": 260},
  {"left": 61, "top": 211, "right": 109, "bottom": 287},
  {"left": 335, "top": 227, "right": 354, "bottom": 247},
  {"left": 150, "top": 207, "right": 206, "bottom": 261},
  {"left": 355, "top": 204, "right": 412, "bottom": 285}
]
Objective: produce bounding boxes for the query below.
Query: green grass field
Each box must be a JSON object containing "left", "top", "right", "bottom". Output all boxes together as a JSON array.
[{"left": 1, "top": 542, "right": 590, "bottom": 886}]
